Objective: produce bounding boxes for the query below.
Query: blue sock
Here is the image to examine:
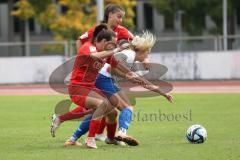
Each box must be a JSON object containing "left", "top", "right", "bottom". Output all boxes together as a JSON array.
[
  {"left": 70, "top": 114, "right": 92, "bottom": 141},
  {"left": 118, "top": 108, "right": 133, "bottom": 131}
]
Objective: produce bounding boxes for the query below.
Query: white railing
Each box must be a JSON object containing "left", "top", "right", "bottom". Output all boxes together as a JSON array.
[
  {"left": 155, "top": 35, "right": 240, "bottom": 52},
  {"left": 0, "top": 35, "right": 240, "bottom": 56},
  {"left": 0, "top": 41, "right": 71, "bottom": 57}
]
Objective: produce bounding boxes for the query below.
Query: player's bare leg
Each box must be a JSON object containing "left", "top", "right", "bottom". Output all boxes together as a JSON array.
[
  {"left": 85, "top": 91, "right": 114, "bottom": 149},
  {"left": 109, "top": 91, "right": 140, "bottom": 146},
  {"left": 103, "top": 109, "right": 125, "bottom": 146}
]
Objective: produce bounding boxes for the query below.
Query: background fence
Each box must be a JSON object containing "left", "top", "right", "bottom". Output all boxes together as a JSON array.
[
  {"left": 1, "top": 35, "right": 240, "bottom": 84},
  {"left": 1, "top": 35, "right": 240, "bottom": 57}
]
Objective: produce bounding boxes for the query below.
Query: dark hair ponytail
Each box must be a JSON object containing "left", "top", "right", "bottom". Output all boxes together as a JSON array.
[
  {"left": 103, "top": 4, "right": 124, "bottom": 23},
  {"left": 92, "top": 23, "right": 116, "bottom": 43},
  {"left": 92, "top": 23, "right": 108, "bottom": 42}
]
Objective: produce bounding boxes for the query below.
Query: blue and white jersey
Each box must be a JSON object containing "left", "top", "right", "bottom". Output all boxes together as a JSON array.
[
  {"left": 98, "top": 49, "right": 136, "bottom": 78},
  {"left": 98, "top": 63, "right": 111, "bottom": 77},
  {"left": 96, "top": 49, "right": 136, "bottom": 97}
]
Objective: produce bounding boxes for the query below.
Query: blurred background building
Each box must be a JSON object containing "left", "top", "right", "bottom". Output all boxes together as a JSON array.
[
  {"left": 0, "top": 0, "right": 240, "bottom": 83},
  {"left": 1, "top": 0, "right": 240, "bottom": 56}
]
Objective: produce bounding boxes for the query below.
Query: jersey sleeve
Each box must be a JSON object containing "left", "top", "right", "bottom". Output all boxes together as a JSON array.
[
  {"left": 77, "top": 44, "right": 91, "bottom": 56},
  {"left": 78, "top": 26, "right": 95, "bottom": 44},
  {"left": 106, "top": 55, "right": 119, "bottom": 67},
  {"left": 114, "top": 49, "right": 135, "bottom": 69}
]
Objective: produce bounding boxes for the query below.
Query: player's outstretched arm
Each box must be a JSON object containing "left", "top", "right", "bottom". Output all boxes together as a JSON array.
[
  {"left": 111, "top": 68, "right": 126, "bottom": 78},
  {"left": 130, "top": 74, "right": 173, "bottom": 103},
  {"left": 90, "top": 43, "right": 130, "bottom": 59},
  {"left": 112, "top": 66, "right": 173, "bottom": 103}
]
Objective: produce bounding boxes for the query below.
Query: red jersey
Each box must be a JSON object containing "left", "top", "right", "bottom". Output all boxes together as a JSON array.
[
  {"left": 70, "top": 42, "right": 119, "bottom": 86},
  {"left": 79, "top": 25, "right": 134, "bottom": 44}
]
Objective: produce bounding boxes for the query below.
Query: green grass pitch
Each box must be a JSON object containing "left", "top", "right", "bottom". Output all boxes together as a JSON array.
[{"left": 0, "top": 94, "right": 239, "bottom": 160}]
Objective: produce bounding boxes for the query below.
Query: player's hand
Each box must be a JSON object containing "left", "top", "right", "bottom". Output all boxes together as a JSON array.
[
  {"left": 119, "top": 42, "right": 130, "bottom": 52},
  {"left": 143, "top": 62, "right": 151, "bottom": 70},
  {"left": 113, "top": 43, "right": 130, "bottom": 54},
  {"left": 165, "top": 94, "right": 173, "bottom": 103},
  {"left": 143, "top": 58, "right": 151, "bottom": 70}
]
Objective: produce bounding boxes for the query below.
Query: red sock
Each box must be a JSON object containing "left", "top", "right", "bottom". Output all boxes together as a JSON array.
[
  {"left": 106, "top": 122, "right": 117, "bottom": 140},
  {"left": 96, "top": 117, "right": 106, "bottom": 134},
  {"left": 59, "top": 106, "right": 92, "bottom": 122},
  {"left": 88, "top": 119, "right": 101, "bottom": 137}
]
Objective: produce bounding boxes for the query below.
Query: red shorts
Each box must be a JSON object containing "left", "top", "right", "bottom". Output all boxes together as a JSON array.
[{"left": 68, "top": 84, "right": 105, "bottom": 109}]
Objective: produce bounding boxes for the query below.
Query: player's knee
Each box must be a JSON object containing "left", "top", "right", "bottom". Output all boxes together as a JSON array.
[
  {"left": 91, "top": 99, "right": 107, "bottom": 111},
  {"left": 110, "top": 109, "right": 118, "bottom": 117},
  {"left": 100, "top": 99, "right": 113, "bottom": 112},
  {"left": 106, "top": 109, "right": 118, "bottom": 122}
]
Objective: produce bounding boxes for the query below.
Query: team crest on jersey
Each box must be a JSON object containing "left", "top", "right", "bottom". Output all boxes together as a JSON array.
[
  {"left": 89, "top": 46, "right": 97, "bottom": 52},
  {"left": 93, "top": 61, "right": 103, "bottom": 70}
]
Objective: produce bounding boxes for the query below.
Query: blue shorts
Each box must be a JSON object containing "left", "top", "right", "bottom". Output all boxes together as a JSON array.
[{"left": 95, "top": 74, "right": 120, "bottom": 98}]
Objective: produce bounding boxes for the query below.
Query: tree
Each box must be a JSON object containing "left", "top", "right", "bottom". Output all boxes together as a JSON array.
[
  {"left": 11, "top": 0, "right": 34, "bottom": 56},
  {"left": 150, "top": 0, "right": 240, "bottom": 36},
  {"left": 12, "top": 0, "right": 136, "bottom": 41}
]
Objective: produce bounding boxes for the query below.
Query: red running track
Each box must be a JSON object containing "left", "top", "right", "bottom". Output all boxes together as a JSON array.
[{"left": 0, "top": 80, "right": 240, "bottom": 95}]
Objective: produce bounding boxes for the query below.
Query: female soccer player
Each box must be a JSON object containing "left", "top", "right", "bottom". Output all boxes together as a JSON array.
[
  {"left": 65, "top": 31, "right": 173, "bottom": 147},
  {"left": 76, "top": 4, "right": 134, "bottom": 50},
  {"left": 75, "top": 4, "right": 150, "bottom": 140},
  {"left": 51, "top": 4, "right": 158, "bottom": 146},
  {"left": 51, "top": 4, "right": 135, "bottom": 140},
  {"left": 51, "top": 23, "right": 140, "bottom": 149}
]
